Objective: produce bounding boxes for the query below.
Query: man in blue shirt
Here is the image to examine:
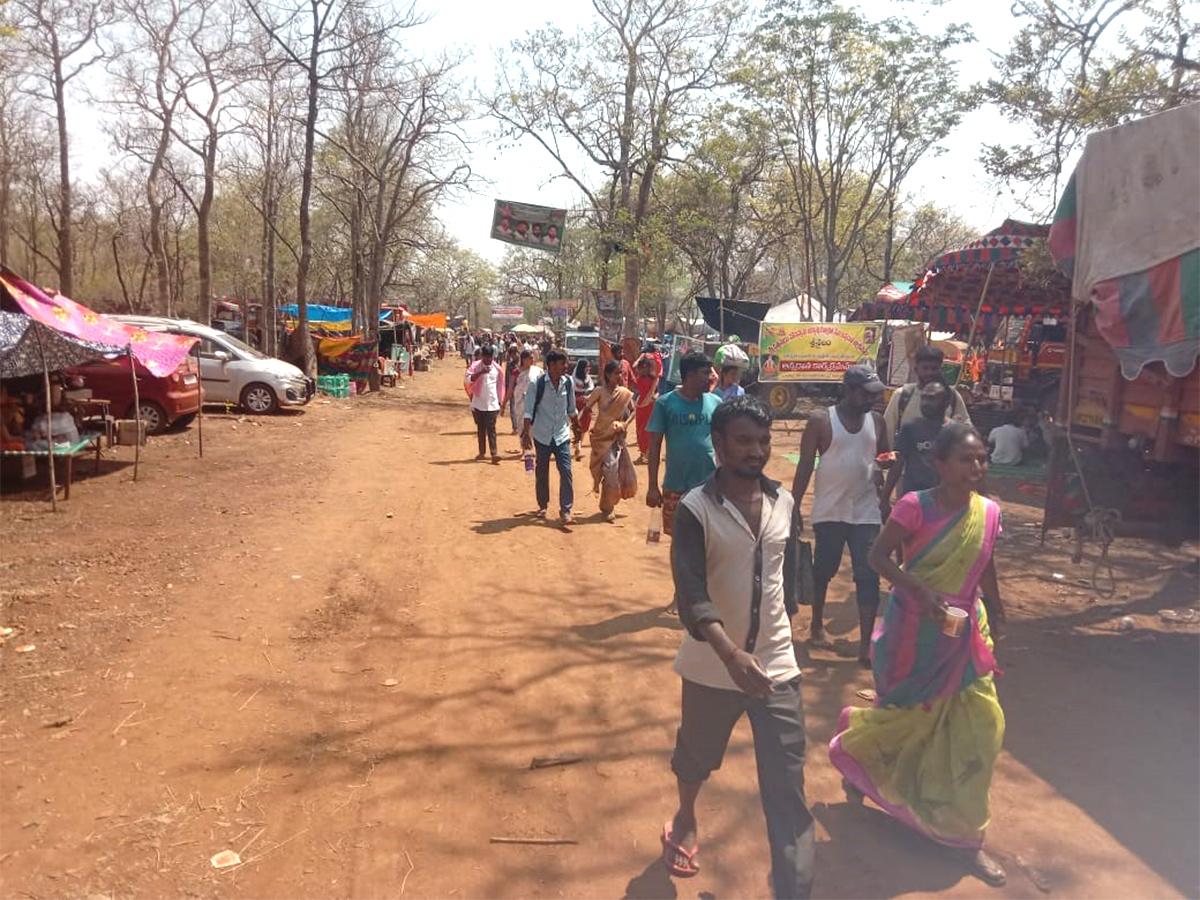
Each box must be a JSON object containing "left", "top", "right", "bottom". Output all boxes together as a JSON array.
[
  {"left": 646, "top": 351, "right": 721, "bottom": 537},
  {"left": 521, "top": 349, "right": 583, "bottom": 526}
]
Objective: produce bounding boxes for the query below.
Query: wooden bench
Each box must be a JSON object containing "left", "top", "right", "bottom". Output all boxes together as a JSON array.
[{"left": 1, "top": 431, "right": 103, "bottom": 500}]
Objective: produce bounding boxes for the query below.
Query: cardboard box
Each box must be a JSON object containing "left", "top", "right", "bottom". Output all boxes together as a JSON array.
[{"left": 116, "top": 420, "right": 147, "bottom": 446}]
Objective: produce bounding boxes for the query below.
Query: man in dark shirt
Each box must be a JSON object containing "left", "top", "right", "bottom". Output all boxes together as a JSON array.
[{"left": 884, "top": 381, "right": 951, "bottom": 500}]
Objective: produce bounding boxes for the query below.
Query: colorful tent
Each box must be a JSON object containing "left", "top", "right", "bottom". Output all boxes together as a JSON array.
[
  {"left": 876, "top": 282, "right": 914, "bottom": 302},
  {"left": 278, "top": 304, "right": 393, "bottom": 337},
  {"left": 316, "top": 335, "right": 380, "bottom": 380},
  {"left": 1049, "top": 103, "right": 1199, "bottom": 380},
  {"left": 404, "top": 312, "right": 447, "bottom": 330},
  {"left": 852, "top": 301, "right": 1005, "bottom": 332},
  {"left": 0, "top": 311, "right": 126, "bottom": 378},
  {"left": 910, "top": 220, "right": 1071, "bottom": 315},
  {"left": 0, "top": 267, "right": 196, "bottom": 375}
]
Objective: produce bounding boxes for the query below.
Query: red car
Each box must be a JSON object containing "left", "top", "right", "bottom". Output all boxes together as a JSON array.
[{"left": 67, "top": 353, "right": 202, "bottom": 434}]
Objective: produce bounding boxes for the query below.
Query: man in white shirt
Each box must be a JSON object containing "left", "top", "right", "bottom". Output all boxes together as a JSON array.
[
  {"left": 662, "top": 396, "right": 814, "bottom": 899},
  {"left": 988, "top": 418, "right": 1028, "bottom": 466},
  {"left": 464, "top": 344, "right": 505, "bottom": 463},
  {"left": 883, "top": 344, "right": 971, "bottom": 445}
]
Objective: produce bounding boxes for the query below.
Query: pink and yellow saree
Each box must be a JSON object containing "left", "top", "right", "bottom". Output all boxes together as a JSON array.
[{"left": 830, "top": 490, "right": 1004, "bottom": 849}]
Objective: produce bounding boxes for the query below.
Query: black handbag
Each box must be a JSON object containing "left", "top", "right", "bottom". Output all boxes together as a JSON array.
[{"left": 784, "top": 508, "right": 816, "bottom": 614}]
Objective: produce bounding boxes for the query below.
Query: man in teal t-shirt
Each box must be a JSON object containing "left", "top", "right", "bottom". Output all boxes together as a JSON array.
[{"left": 647, "top": 351, "right": 721, "bottom": 537}]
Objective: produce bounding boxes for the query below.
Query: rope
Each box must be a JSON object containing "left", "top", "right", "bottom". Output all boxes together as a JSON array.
[
  {"left": 1073, "top": 506, "right": 1121, "bottom": 597},
  {"left": 1061, "top": 300, "right": 1120, "bottom": 598}
]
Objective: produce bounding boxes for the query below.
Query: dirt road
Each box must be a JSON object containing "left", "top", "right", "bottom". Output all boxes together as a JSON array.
[{"left": 2, "top": 359, "right": 1197, "bottom": 899}]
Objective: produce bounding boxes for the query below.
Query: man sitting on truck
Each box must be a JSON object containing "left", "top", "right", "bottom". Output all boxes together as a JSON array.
[{"left": 883, "top": 345, "right": 971, "bottom": 445}]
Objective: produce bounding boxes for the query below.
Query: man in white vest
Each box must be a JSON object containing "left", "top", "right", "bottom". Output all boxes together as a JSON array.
[{"left": 792, "top": 366, "right": 890, "bottom": 667}]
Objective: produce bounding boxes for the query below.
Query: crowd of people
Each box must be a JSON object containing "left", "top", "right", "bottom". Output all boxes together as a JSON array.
[{"left": 450, "top": 333, "right": 1008, "bottom": 898}]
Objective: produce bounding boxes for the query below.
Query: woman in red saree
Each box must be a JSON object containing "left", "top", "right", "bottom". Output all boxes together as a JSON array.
[{"left": 632, "top": 356, "right": 658, "bottom": 464}]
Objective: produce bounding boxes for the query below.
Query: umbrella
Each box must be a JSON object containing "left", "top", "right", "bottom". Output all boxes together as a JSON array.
[
  {"left": 512, "top": 323, "right": 542, "bottom": 333},
  {"left": 0, "top": 310, "right": 127, "bottom": 510}
]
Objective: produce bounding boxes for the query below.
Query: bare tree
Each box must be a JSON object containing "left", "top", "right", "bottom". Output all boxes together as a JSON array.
[
  {"left": 319, "top": 13, "right": 472, "bottom": 335},
  {"left": 166, "top": 0, "right": 244, "bottom": 326},
  {"left": 246, "top": 0, "right": 422, "bottom": 376},
  {"left": 485, "top": 0, "right": 742, "bottom": 337},
  {"left": 11, "top": 0, "right": 112, "bottom": 296},
  {"left": 108, "top": 0, "right": 199, "bottom": 314},
  {"left": 746, "top": 1, "right": 974, "bottom": 319},
  {"left": 231, "top": 45, "right": 304, "bottom": 355}
]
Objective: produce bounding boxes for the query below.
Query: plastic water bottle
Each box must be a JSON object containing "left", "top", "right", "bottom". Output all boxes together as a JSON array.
[
  {"left": 523, "top": 450, "right": 535, "bottom": 475},
  {"left": 646, "top": 506, "right": 663, "bottom": 544}
]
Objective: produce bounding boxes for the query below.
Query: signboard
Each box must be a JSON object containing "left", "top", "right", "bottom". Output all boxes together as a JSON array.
[
  {"left": 759, "top": 322, "right": 882, "bottom": 382},
  {"left": 592, "top": 290, "right": 621, "bottom": 317},
  {"left": 592, "top": 290, "right": 622, "bottom": 341},
  {"left": 666, "top": 334, "right": 706, "bottom": 383},
  {"left": 490, "top": 200, "right": 566, "bottom": 254},
  {"left": 887, "top": 324, "right": 926, "bottom": 386},
  {"left": 491, "top": 306, "right": 525, "bottom": 321}
]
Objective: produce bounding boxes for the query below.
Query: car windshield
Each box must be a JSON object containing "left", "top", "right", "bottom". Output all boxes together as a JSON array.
[
  {"left": 566, "top": 335, "right": 597, "bottom": 351},
  {"left": 213, "top": 333, "right": 267, "bottom": 359}
]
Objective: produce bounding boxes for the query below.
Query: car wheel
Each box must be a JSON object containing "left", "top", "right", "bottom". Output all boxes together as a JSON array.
[
  {"left": 136, "top": 400, "right": 168, "bottom": 435},
  {"left": 764, "top": 384, "right": 796, "bottom": 416},
  {"left": 241, "top": 382, "right": 279, "bottom": 415},
  {"left": 169, "top": 412, "right": 197, "bottom": 431}
]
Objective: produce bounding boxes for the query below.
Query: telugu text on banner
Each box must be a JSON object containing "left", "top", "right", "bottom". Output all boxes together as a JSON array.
[{"left": 759, "top": 322, "right": 882, "bottom": 381}]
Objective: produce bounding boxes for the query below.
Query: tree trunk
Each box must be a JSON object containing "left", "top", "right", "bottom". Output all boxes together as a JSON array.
[
  {"left": 147, "top": 167, "right": 170, "bottom": 315},
  {"left": 261, "top": 81, "right": 278, "bottom": 358},
  {"left": 112, "top": 229, "right": 134, "bottom": 312},
  {"left": 824, "top": 264, "right": 839, "bottom": 323},
  {"left": 53, "top": 58, "right": 73, "bottom": 296},
  {"left": 883, "top": 192, "right": 895, "bottom": 284},
  {"left": 290, "top": 39, "right": 319, "bottom": 379},
  {"left": 623, "top": 251, "right": 641, "bottom": 339},
  {"left": 196, "top": 127, "right": 217, "bottom": 325}
]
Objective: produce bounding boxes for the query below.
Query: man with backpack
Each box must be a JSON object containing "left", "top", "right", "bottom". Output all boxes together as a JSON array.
[
  {"left": 521, "top": 349, "right": 583, "bottom": 527},
  {"left": 882, "top": 344, "right": 971, "bottom": 445}
]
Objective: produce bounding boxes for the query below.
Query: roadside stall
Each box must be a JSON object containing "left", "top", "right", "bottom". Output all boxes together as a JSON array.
[
  {"left": 856, "top": 220, "right": 1073, "bottom": 432},
  {"left": 1043, "top": 102, "right": 1199, "bottom": 553},
  {"left": 0, "top": 266, "right": 199, "bottom": 499},
  {"left": 279, "top": 304, "right": 384, "bottom": 392},
  {"left": 0, "top": 311, "right": 126, "bottom": 506}
]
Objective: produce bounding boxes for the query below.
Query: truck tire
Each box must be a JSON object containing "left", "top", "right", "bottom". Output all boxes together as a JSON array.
[{"left": 760, "top": 383, "right": 796, "bottom": 416}]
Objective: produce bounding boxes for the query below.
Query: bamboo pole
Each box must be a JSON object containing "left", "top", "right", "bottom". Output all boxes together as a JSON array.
[
  {"left": 196, "top": 359, "right": 204, "bottom": 459},
  {"left": 129, "top": 348, "right": 141, "bottom": 481},
  {"left": 955, "top": 263, "right": 995, "bottom": 388},
  {"left": 32, "top": 324, "right": 57, "bottom": 511}
]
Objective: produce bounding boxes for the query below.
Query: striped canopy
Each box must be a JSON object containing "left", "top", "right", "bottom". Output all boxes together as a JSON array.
[
  {"left": 911, "top": 220, "right": 1071, "bottom": 315},
  {"left": 852, "top": 301, "right": 1004, "bottom": 333}
]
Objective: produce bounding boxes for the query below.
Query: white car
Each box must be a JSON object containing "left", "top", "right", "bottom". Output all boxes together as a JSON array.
[{"left": 111, "top": 316, "right": 314, "bottom": 414}]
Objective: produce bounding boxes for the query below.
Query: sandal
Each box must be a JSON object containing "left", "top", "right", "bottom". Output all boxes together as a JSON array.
[
  {"left": 842, "top": 778, "right": 865, "bottom": 805},
  {"left": 968, "top": 849, "right": 1007, "bottom": 887},
  {"left": 660, "top": 821, "right": 699, "bottom": 878},
  {"left": 809, "top": 635, "right": 834, "bottom": 650}
]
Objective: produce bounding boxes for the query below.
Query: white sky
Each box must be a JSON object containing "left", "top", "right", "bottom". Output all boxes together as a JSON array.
[{"left": 68, "top": 0, "right": 1051, "bottom": 268}]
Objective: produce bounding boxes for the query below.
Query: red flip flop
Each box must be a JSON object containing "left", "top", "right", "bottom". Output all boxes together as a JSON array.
[{"left": 661, "top": 821, "right": 700, "bottom": 877}]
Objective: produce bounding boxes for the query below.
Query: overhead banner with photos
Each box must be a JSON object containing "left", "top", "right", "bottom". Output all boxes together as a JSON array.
[
  {"left": 490, "top": 200, "right": 566, "bottom": 254},
  {"left": 491, "top": 306, "right": 525, "bottom": 322},
  {"left": 759, "top": 322, "right": 882, "bottom": 381}
]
